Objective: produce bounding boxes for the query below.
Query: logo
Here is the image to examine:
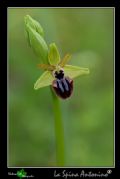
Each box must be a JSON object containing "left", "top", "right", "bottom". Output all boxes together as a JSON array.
[
  {"left": 8, "top": 169, "right": 34, "bottom": 178},
  {"left": 16, "top": 169, "right": 27, "bottom": 179}
]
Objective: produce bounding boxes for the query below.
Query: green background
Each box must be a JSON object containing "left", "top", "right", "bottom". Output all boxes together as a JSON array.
[{"left": 8, "top": 8, "right": 114, "bottom": 167}]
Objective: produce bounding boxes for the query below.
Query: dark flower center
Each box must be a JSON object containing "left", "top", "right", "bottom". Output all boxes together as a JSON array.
[{"left": 54, "top": 70, "right": 64, "bottom": 79}]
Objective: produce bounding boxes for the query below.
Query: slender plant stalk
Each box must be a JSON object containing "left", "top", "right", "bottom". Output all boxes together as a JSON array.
[{"left": 51, "top": 88, "right": 65, "bottom": 166}]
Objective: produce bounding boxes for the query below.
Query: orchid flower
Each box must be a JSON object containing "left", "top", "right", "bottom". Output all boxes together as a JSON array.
[{"left": 24, "top": 15, "right": 89, "bottom": 99}]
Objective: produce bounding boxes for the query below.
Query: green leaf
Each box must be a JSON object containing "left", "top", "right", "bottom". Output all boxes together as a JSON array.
[
  {"left": 24, "top": 15, "right": 44, "bottom": 37},
  {"left": 64, "top": 65, "right": 90, "bottom": 79},
  {"left": 26, "top": 25, "right": 48, "bottom": 63},
  {"left": 48, "top": 43, "right": 60, "bottom": 65},
  {"left": 34, "top": 71, "right": 54, "bottom": 89}
]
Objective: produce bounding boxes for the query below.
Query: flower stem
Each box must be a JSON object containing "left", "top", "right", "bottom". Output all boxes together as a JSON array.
[{"left": 51, "top": 88, "right": 65, "bottom": 166}]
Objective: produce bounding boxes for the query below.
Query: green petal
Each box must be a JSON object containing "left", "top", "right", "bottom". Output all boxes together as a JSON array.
[
  {"left": 48, "top": 43, "right": 60, "bottom": 65},
  {"left": 64, "top": 65, "right": 90, "bottom": 79},
  {"left": 34, "top": 71, "right": 54, "bottom": 89},
  {"left": 59, "top": 54, "right": 71, "bottom": 67},
  {"left": 24, "top": 15, "right": 44, "bottom": 37},
  {"left": 26, "top": 25, "right": 48, "bottom": 63}
]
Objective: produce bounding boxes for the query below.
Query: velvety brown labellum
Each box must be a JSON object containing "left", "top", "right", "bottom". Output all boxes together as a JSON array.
[{"left": 52, "top": 77, "right": 73, "bottom": 99}]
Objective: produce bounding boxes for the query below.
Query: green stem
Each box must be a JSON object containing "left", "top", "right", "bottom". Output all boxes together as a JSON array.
[{"left": 51, "top": 88, "right": 65, "bottom": 166}]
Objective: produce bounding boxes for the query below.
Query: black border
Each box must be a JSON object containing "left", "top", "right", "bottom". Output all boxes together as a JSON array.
[
  {"left": 115, "top": 2, "right": 120, "bottom": 169},
  {"left": 0, "top": 1, "right": 7, "bottom": 178},
  {"left": 0, "top": 0, "right": 120, "bottom": 178}
]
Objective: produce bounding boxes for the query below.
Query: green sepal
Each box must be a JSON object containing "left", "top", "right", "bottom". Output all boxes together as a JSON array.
[
  {"left": 64, "top": 65, "right": 90, "bottom": 79},
  {"left": 48, "top": 43, "right": 60, "bottom": 65},
  {"left": 34, "top": 71, "right": 54, "bottom": 89}
]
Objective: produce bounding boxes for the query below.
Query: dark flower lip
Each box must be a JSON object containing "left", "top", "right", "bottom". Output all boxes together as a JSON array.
[{"left": 52, "top": 77, "right": 73, "bottom": 99}]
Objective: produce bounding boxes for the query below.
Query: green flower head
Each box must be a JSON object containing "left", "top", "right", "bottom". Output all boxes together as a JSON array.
[
  {"left": 34, "top": 43, "right": 89, "bottom": 89},
  {"left": 24, "top": 15, "right": 89, "bottom": 99}
]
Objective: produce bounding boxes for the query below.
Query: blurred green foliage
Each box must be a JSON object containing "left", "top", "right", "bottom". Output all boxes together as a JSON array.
[{"left": 8, "top": 8, "right": 114, "bottom": 167}]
